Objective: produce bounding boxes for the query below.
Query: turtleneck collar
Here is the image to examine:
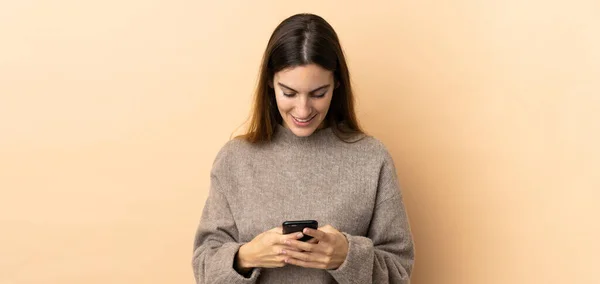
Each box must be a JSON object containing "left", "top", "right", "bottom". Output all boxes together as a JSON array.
[{"left": 273, "top": 123, "right": 334, "bottom": 145}]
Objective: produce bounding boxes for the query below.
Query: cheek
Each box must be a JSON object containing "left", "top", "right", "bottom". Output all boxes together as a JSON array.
[
  {"left": 275, "top": 96, "right": 293, "bottom": 113},
  {"left": 315, "top": 97, "right": 333, "bottom": 113}
]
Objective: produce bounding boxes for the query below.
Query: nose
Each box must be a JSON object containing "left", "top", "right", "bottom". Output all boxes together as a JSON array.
[{"left": 295, "top": 96, "right": 313, "bottom": 118}]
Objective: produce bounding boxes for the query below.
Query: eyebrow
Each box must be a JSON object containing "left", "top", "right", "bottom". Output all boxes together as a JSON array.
[{"left": 277, "top": 82, "right": 330, "bottom": 94}]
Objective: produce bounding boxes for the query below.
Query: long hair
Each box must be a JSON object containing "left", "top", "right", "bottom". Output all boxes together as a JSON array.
[{"left": 239, "top": 13, "right": 363, "bottom": 143}]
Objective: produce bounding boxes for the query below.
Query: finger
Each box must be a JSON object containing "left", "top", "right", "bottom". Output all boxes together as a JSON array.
[
  {"left": 273, "top": 245, "right": 300, "bottom": 254},
  {"left": 263, "top": 255, "right": 287, "bottom": 268},
  {"left": 284, "top": 257, "right": 327, "bottom": 269},
  {"left": 303, "top": 227, "right": 331, "bottom": 242},
  {"left": 282, "top": 250, "right": 313, "bottom": 262},
  {"left": 281, "top": 250, "right": 326, "bottom": 263},
  {"left": 306, "top": 238, "right": 319, "bottom": 244},
  {"left": 284, "top": 239, "right": 317, "bottom": 252},
  {"left": 279, "top": 232, "right": 305, "bottom": 244}
]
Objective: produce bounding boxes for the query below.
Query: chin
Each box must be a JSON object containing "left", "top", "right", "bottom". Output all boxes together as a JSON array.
[
  {"left": 290, "top": 127, "right": 317, "bottom": 137},
  {"left": 284, "top": 117, "right": 321, "bottom": 137}
]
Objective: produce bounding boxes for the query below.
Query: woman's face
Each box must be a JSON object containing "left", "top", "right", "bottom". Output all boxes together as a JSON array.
[{"left": 273, "top": 64, "right": 334, "bottom": 137}]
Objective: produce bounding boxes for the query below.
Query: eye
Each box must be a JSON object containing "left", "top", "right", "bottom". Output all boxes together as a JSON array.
[{"left": 282, "top": 92, "right": 327, "bottom": 98}]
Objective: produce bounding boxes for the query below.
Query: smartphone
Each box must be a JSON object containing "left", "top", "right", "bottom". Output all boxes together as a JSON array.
[{"left": 282, "top": 220, "right": 318, "bottom": 242}]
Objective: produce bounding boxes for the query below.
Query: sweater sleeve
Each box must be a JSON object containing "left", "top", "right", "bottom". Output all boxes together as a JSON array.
[
  {"left": 192, "top": 174, "right": 261, "bottom": 283},
  {"left": 328, "top": 148, "right": 415, "bottom": 284}
]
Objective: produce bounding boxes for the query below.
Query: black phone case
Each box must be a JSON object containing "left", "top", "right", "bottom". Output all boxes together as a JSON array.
[{"left": 282, "top": 220, "right": 319, "bottom": 242}]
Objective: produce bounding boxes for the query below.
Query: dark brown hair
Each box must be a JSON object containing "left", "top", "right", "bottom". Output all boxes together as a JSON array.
[{"left": 238, "top": 13, "right": 363, "bottom": 143}]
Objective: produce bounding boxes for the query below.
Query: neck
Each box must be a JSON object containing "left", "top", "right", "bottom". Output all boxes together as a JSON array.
[{"left": 274, "top": 123, "right": 333, "bottom": 144}]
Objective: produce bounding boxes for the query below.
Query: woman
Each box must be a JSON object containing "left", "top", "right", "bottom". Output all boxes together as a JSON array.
[{"left": 192, "top": 13, "right": 414, "bottom": 283}]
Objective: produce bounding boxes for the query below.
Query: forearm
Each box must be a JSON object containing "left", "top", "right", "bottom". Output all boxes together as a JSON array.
[
  {"left": 327, "top": 234, "right": 413, "bottom": 284},
  {"left": 193, "top": 242, "right": 261, "bottom": 284}
]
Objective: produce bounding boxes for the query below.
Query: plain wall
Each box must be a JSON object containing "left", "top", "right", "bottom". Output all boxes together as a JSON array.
[{"left": 1, "top": 1, "right": 598, "bottom": 283}]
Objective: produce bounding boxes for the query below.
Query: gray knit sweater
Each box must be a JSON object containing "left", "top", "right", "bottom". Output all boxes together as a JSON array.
[{"left": 192, "top": 124, "right": 414, "bottom": 283}]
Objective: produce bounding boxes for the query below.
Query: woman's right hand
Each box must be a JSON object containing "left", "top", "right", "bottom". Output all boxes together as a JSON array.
[{"left": 235, "top": 227, "right": 304, "bottom": 272}]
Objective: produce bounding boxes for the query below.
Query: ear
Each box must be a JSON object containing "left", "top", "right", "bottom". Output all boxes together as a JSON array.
[
  {"left": 335, "top": 80, "right": 340, "bottom": 89},
  {"left": 268, "top": 79, "right": 274, "bottom": 88}
]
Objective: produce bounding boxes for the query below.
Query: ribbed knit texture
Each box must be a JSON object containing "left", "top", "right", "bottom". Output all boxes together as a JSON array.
[{"left": 192, "top": 124, "right": 414, "bottom": 283}]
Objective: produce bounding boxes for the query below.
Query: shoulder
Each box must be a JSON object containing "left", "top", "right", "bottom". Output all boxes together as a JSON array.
[
  {"left": 211, "top": 137, "right": 258, "bottom": 169},
  {"left": 339, "top": 134, "right": 392, "bottom": 161},
  {"left": 211, "top": 137, "right": 275, "bottom": 177}
]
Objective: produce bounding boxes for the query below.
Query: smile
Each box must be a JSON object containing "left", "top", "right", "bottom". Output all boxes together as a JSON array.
[{"left": 292, "top": 114, "right": 317, "bottom": 123}]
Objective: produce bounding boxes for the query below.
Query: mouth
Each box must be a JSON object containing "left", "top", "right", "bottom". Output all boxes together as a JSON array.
[{"left": 292, "top": 114, "right": 317, "bottom": 124}]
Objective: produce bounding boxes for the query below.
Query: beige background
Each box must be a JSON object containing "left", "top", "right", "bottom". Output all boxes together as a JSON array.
[{"left": 1, "top": 1, "right": 599, "bottom": 283}]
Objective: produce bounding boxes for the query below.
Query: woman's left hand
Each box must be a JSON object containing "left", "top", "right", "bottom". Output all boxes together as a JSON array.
[{"left": 281, "top": 224, "right": 349, "bottom": 270}]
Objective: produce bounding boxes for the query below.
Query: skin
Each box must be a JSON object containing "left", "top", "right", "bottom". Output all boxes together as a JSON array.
[
  {"left": 281, "top": 225, "right": 349, "bottom": 270},
  {"left": 273, "top": 64, "right": 335, "bottom": 136},
  {"left": 236, "top": 226, "right": 350, "bottom": 272},
  {"left": 235, "top": 64, "right": 349, "bottom": 272}
]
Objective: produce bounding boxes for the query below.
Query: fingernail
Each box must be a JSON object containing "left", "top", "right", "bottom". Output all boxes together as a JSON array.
[
  {"left": 281, "top": 250, "right": 287, "bottom": 255},
  {"left": 285, "top": 240, "right": 290, "bottom": 245},
  {"left": 303, "top": 228, "right": 309, "bottom": 233},
  {"left": 284, "top": 258, "right": 289, "bottom": 263},
  {"left": 296, "top": 232, "right": 303, "bottom": 238}
]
